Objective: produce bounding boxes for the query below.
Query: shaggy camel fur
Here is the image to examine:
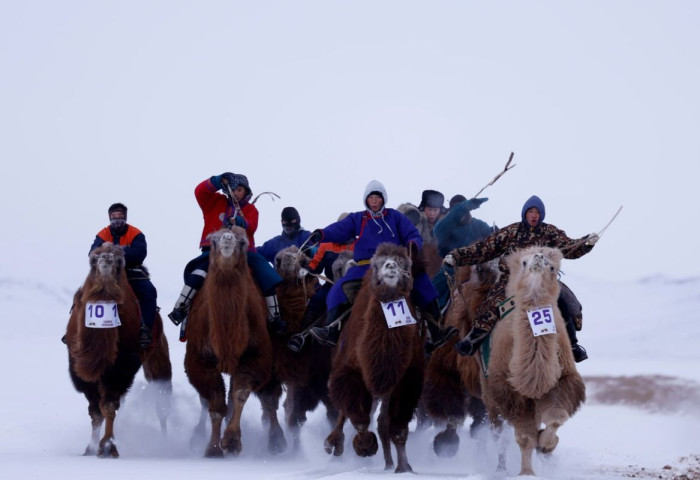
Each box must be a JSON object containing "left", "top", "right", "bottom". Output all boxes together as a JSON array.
[
  {"left": 271, "top": 246, "right": 338, "bottom": 449},
  {"left": 65, "top": 244, "right": 172, "bottom": 457},
  {"left": 481, "top": 246, "right": 585, "bottom": 476},
  {"left": 423, "top": 261, "right": 499, "bottom": 457},
  {"left": 324, "top": 243, "right": 424, "bottom": 473},
  {"left": 184, "top": 227, "right": 275, "bottom": 457}
]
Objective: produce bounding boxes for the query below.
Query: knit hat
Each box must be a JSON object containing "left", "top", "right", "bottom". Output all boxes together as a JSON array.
[
  {"left": 418, "top": 189, "right": 445, "bottom": 210},
  {"left": 108, "top": 203, "right": 127, "bottom": 218},
  {"left": 281, "top": 206, "right": 301, "bottom": 224},
  {"left": 362, "top": 180, "right": 388, "bottom": 211},
  {"left": 449, "top": 194, "right": 467, "bottom": 209}
]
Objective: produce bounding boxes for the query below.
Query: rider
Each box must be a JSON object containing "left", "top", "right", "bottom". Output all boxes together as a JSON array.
[
  {"left": 90, "top": 203, "right": 157, "bottom": 348},
  {"left": 257, "top": 206, "right": 315, "bottom": 263},
  {"left": 167, "top": 173, "right": 287, "bottom": 339},
  {"left": 307, "top": 180, "right": 456, "bottom": 351},
  {"left": 444, "top": 195, "right": 597, "bottom": 362}
]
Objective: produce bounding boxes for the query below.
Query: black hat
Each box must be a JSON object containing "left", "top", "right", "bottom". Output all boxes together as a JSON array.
[
  {"left": 281, "top": 206, "right": 301, "bottom": 224},
  {"left": 108, "top": 203, "right": 127, "bottom": 218},
  {"left": 449, "top": 194, "right": 467, "bottom": 209},
  {"left": 418, "top": 190, "right": 445, "bottom": 210}
]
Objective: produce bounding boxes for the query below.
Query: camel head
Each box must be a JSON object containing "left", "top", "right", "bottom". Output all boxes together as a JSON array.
[
  {"left": 210, "top": 227, "right": 249, "bottom": 260},
  {"left": 507, "top": 246, "right": 563, "bottom": 302},
  {"left": 89, "top": 244, "right": 125, "bottom": 278},
  {"left": 370, "top": 243, "right": 413, "bottom": 301},
  {"left": 332, "top": 250, "right": 356, "bottom": 281},
  {"left": 274, "top": 246, "right": 310, "bottom": 281}
]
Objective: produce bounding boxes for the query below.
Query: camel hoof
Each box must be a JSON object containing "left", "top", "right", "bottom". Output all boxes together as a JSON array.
[
  {"left": 324, "top": 432, "right": 345, "bottom": 456},
  {"left": 83, "top": 445, "right": 97, "bottom": 456},
  {"left": 537, "top": 428, "right": 559, "bottom": 454},
  {"left": 204, "top": 444, "right": 224, "bottom": 458},
  {"left": 395, "top": 462, "right": 413, "bottom": 474},
  {"left": 433, "top": 429, "right": 460, "bottom": 458},
  {"left": 97, "top": 440, "right": 119, "bottom": 458},
  {"left": 221, "top": 433, "right": 242, "bottom": 456},
  {"left": 268, "top": 430, "right": 287, "bottom": 455},
  {"left": 352, "top": 431, "right": 378, "bottom": 457}
]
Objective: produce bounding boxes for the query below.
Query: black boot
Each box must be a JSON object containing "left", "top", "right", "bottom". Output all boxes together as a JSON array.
[
  {"left": 423, "top": 299, "right": 458, "bottom": 354},
  {"left": 572, "top": 344, "right": 588, "bottom": 363},
  {"left": 139, "top": 324, "right": 153, "bottom": 348},
  {"left": 309, "top": 303, "right": 350, "bottom": 347},
  {"left": 287, "top": 309, "right": 326, "bottom": 352},
  {"left": 168, "top": 285, "right": 197, "bottom": 326},
  {"left": 454, "top": 328, "right": 489, "bottom": 356},
  {"left": 265, "top": 295, "right": 288, "bottom": 335},
  {"left": 562, "top": 299, "right": 588, "bottom": 363}
]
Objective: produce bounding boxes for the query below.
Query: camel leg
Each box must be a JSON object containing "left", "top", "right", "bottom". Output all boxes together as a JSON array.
[
  {"left": 190, "top": 397, "right": 210, "bottom": 452},
  {"left": 221, "top": 382, "right": 251, "bottom": 455},
  {"left": 141, "top": 335, "right": 173, "bottom": 433},
  {"left": 512, "top": 418, "right": 539, "bottom": 476},
  {"left": 85, "top": 406, "right": 104, "bottom": 456},
  {"left": 284, "top": 386, "right": 309, "bottom": 452},
  {"left": 537, "top": 407, "right": 569, "bottom": 454},
  {"left": 376, "top": 403, "right": 394, "bottom": 471},
  {"left": 185, "top": 350, "right": 227, "bottom": 457},
  {"left": 97, "top": 401, "right": 119, "bottom": 458},
  {"left": 257, "top": 379, "right": 287, "bottom": 455},
  {"left": 324, "top": 412, "right": 346, "bottom": 456}
]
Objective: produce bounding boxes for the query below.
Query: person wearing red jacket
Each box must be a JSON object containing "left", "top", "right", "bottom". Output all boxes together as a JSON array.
[
  {"left": 168, "top": 173, "right": 286, "bottom": 339},
  {"left": 90, "top": 203, "right": 157, "bottom": 348}
]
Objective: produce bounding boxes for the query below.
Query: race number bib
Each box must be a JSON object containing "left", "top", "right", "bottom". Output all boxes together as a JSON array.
[
  {"left": 526, "top": 305, "right": 556, "bottom": 337},
  {"left": 381, "top": 297, "right": 417, "bottom": 329},
  {"left": 85, "top": 301, "right": 122, "bottom": 328}
]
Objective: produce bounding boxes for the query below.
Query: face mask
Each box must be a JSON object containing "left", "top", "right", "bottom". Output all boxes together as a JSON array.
[{"left": 110, "top": 218, "right": 126, "bottom": 230}]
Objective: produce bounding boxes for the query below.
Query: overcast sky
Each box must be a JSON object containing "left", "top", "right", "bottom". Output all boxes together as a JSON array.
[{"left": 2, "top": 1, "right": 698, "bottom": 291}]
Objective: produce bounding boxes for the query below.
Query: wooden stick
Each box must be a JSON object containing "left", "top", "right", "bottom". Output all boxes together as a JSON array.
[{"left": 472, "top": 152, "right": 516, "bottom": 199}]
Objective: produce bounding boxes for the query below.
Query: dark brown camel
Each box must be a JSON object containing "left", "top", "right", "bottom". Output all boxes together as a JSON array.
[
  {"left": 480, "top": 246, "right": 586, "bottom": 476},
  {"left": 184, "top": 227, "right": 275, "bottom": 457},
  {"left": 65, "top": 243, "right": 173, "bottom": 457},
  {"left": 423, "top": 261, "right": 499, "bottom": 457},
  {"left": 324, "top": 243, "right": 424, "bottom": 473},
  {"left": 271, "top": 246, "right": 339, "bottom": 449}
]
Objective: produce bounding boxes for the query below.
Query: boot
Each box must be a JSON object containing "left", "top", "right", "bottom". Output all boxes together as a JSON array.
[
  {"left": 265, "top": 295, "right": 288, "bottom": 335},
  {"left": 139, "top": 324, "right": 153, "bottom": 348},
  {"left": 309, "top": 302, "right": 351, "bottom": 347},
  {"left": 454, "top": 327, "right": 489, "bottom": 356},
  {"left": 564, "top": 304, "right": 588, "bottom": 363},
  {"left": 286, "top": 309, "right": 326, "bottom": 352},
  {"left": 422, "top": 299, "right": 459, "bottom": 354},
  {"left": 168, "top": 285, "right": 197, "bottom": 326}
]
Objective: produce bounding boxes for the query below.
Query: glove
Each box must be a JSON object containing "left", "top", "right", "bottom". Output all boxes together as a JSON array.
[
  {"left": 308, "top": 229, "right": 323, "bottom": 245},
  {"left": 443, "top": 253, "right": 456, "bottom": 267},
  {"left": 585, "top": 233, "right": 599, "bottom": 246},
  {"left": 233, "top": 215, "right": 247, "bottom": 228},
  {"left": 465, "top": 197, "right": 488, "bottom": 211},
  {"left": 220, "top": 172, "right": 236, "bottom": 189}
]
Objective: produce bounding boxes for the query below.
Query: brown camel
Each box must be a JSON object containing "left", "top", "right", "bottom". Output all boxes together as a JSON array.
[
  {"left": 480, "top": 246, "right": 586, "bottom": 476},
  {"left": 183, "top": 227, "right": 275, "bottom": 457},
  {"left": 65, "top": 243, "right": 173, "bottom": 457},
  {"left": 324, "top": 243, "right": 424, "bottom": 473},
  {"left": 423, "top": 261, "right": 499, "bottom": 457},
  {"left": 270, "top": 246, "right": 338, "bottom": 449}
]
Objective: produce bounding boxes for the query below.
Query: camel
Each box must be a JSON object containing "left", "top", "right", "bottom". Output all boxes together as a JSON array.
[
  {"left": 183, "top": 227, "right": 275, "bottom": 457},
  {"left": 324, "top": 243, "right": 424, "bottom": 473},
  {"left": 65, "top": 243, "right": 173, "bottom": 457},
  {"left": 422, "top": 261, "right": 499, "bottom": 457},
  {"left": 270, "top": 246, "right": 338, "bottom": 449},
  {"left": 480, "top": 246, "right": 586, "bottom": 476}
]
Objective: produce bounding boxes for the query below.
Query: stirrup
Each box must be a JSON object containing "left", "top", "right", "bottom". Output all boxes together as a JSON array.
[{"left": 287, "top": 333, "right": 306, "bottom": 353}]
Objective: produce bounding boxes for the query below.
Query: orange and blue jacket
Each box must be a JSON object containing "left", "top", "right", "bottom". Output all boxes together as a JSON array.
[{"left": 90, "top": 224, "right": 147, "bottom": 269}]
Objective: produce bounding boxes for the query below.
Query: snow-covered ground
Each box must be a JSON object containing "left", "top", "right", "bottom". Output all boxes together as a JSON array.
[{"left": 1, "top": 272, "right": 698, "bottom": 480}]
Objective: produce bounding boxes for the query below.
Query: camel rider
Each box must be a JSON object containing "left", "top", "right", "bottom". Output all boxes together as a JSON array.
[
  {"left": 168, "top": 173, "right": 287, "bottom": 339},
  {"left": 444, "top": 195, "right": 597, "bottom": 362},
  {"left": 307, "top": 180, "right": 457, "bottom": 352},
  {"left": 90, "top": 203, "right": 158, "bottom": 348}
]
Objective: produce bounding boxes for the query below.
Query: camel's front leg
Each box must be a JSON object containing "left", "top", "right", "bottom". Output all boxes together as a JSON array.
[
  {"left": 537, "top": 406, "right": 569, "bottom": 454},
  {"left": 513, "top": 419, "right": 539, "bottom": 476},
  {"left": 221, "top": 383, "right": 251, "bottom": 455},
  {"left": 324, "top": 412, "right": 346, "bottom": 456},
  {"left": 257, "top": 380, "right": 287, "bottom": 455},
  {"left": 97, "top": 401, "right": 119, "bottom": 458},
  {"left": 377, "top": 405, "right": 394, "bottom": 470},
  {"left": 85, "top": 407, "right": 104, "bottom": 456}
]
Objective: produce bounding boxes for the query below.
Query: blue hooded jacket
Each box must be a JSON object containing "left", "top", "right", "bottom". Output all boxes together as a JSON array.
[{"left": 521, "top": 195, "right": 545, "bottom": 227}]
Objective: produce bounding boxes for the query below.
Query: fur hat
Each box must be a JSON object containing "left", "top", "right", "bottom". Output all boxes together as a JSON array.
[
  {"left": 418, "top": 189, "right": 445, "bottom": 210},
  {"left": 108, "top": 203, "right": 127, "bottom": 218},
  {"left": 281, "top": 206, "right": 301, "bottom": 224},
  {"left": 521, "top": 195, "right": 545, "bottom": 226}
]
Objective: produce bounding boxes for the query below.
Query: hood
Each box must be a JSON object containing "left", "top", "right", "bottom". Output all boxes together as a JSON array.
[
  {"left": 521, "top": 195, "right": 545, "bottom": 226},
  {"left": 362, "top": 179, "right": 388, "bottom": 211}
]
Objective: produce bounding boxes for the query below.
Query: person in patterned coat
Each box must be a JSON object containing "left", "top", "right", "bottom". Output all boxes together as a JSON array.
[{"left": 444, "top": 195, "right": 598, "bottom": 360}]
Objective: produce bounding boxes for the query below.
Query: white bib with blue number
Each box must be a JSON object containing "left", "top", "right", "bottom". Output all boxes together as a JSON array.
[
  {"left": 85, "top": 301, "right": 122, "bottom": 328},
  {"left": 526, "top": 305, "right": 556, "bottom": 337},
  {"left": 381, "top": 297, "right": 417, "bottom": 329}
]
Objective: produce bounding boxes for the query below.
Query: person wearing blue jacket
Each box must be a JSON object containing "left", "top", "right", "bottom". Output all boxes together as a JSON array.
[
  {"left": 306, "top": 180, "right": 455, "bottom": 350},
  {"left": 431, "top": 195, "right": 496, "bottom": 309},
  {"left": 257, "top": 207, "right": 314, "bottom": 263}
]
